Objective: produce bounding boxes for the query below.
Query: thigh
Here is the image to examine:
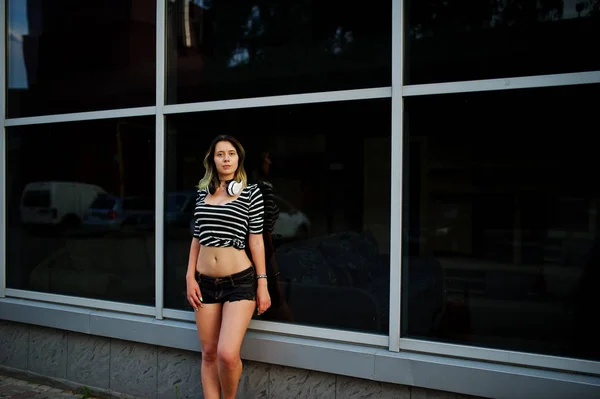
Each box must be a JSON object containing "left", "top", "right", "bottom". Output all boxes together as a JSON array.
[
  {"left": 217, "top": 300, "right": 256, "bottom": 354},
  {"left": 195, "top": 303, "right": 223, "bottom": 353}
]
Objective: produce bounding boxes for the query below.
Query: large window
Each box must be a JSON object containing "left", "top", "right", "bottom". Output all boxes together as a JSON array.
[
  {"left": 6, "top": 0, "right": 156, "bottom": 118},
  {"left": 164, "top": 99, "right": 391, "bottom": 334},
  {"left": 5, "top": 117, "right": 156, "bottom": 305},
  {"left": 2, "top": 0, "right": 599, "bottom": 378},
  {"left": 166, "top": 0, "right": 391, "bottom": 104},
  {"left": 402, "top": 83, "right": 600, "bottom": 361},
  {"left": 405, "top": 0, "right": 600, "bottom": 84}
]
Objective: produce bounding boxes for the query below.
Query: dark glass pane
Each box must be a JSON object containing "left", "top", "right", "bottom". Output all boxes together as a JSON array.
[
  {"left": 6, "top": 117, "right": 156, "bottom": 305},
  {"left": 6, "top": 0, "right": 156, "bottom": 118},
  {"left": 166, "top": 0, "right": 391, "bottom": 104},
  {"left": 405, "top": 0, "right": 600, "bottom": 84},
  {"left": 164, "top": 99, "right": 391, "bottom": 335},
  {"left": 402, "top": 83, "right": 600, "bottom": 361}
]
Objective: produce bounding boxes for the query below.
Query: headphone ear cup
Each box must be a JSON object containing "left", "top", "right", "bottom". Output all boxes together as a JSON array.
[{"left": 226, "top": 180, "right": 243, "bottom": 196}]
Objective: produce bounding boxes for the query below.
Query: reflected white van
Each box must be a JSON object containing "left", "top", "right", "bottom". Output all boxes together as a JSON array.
[{"left": 20, "top": 181, "right": 106, "bottom": 227}]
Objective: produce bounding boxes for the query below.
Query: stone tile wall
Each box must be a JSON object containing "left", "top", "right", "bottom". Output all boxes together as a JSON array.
[{"left": 0, "top": 320, "right": 481, "bottom": 399}]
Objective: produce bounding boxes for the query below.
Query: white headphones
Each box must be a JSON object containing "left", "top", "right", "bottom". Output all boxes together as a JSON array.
[
  {"left": 209, "top": 179, "right": 243, "bottom": 196},
  {"left": 225, "top": 180, "right": 243, "bottom": 196}
]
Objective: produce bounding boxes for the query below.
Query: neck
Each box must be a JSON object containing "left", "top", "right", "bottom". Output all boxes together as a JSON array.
[{"left": 218, "top": 174, "right": 235, "bottom": 185}]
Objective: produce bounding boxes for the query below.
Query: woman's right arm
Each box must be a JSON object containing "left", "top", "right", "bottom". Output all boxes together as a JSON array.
[
  {"left": 186, "top": 238, "right": 203, "bottom": 310},
  {"left": 186, "top": 237, "right": 200, "bottom": 279}
]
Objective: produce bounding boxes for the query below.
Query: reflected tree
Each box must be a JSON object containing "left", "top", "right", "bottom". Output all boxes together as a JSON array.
[
  {"left": 219, "top": 0, "right": 372, "bottom": 67},
  {"left": 179, "top": 0, "right": 389, "bottom": 68},
  {"left": 169, "top": 0, "right": 391, "bottom": 100},
  {"left": 408, "top": 0, "right": 575, "bottom": 38},
  {"left": 585, "top": 0, "right": 600, "bottom": 16}
]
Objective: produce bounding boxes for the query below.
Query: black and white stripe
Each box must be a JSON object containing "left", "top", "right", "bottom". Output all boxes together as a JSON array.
[
  {"left": 193, "top": 184, "right": 264, "bottom": 249},
  {"left": 256, "top": 181, "right": 279, "bottom": 234}
]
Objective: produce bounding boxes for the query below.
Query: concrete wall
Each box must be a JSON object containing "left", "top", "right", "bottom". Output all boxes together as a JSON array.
[{"left": 0, "top": 320, "right": 483, "bottom": 399}]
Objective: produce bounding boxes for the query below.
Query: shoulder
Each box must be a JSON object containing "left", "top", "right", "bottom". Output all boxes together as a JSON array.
[
  {"left": 256, "top": 180, "right": 275, "bottom": 193},
  {"left": 244, "top": 184, "right": 263, "bottom": 202},
  {"left": 244, "top": 184, "right": 260, "bottom": 194},
  {"left": 196, "top": 188, "right": 208, "bottom": 201}
]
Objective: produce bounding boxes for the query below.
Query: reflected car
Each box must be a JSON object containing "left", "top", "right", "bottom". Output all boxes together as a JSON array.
[
  {"left": 273, "top": 195, "right": 310, "bottom": 239},
  {"left": 82, "top": 194, "right": 154, "bottom": 232},
  {"left": 20, "top": 181, "right": 106, "bottom": 228},
  {"left": 166, "top": 191, "right": 196, "bottom": 228}
]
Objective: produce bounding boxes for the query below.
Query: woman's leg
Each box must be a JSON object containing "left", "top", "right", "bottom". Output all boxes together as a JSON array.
[
  {"left": 217, "top": 300, "right": 256, "bottom": 399},
  {"left": 195, "top": 303, "right": 223, "bottom": 399}
]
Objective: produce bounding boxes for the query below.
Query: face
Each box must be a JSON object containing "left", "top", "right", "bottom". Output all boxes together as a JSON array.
[{"left": 213, "top": 140, "right": 239, "bottom": 178}]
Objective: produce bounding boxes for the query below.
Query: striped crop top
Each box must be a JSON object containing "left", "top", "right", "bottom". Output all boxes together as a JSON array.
[{"left": 192, "top": 184, "right": 264, "bottom": 249}]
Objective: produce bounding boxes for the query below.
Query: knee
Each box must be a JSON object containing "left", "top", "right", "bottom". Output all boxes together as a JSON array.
[
  {"left": 217, "top": 346, "right": 240, "bottom": 369},
  {"left": 201, "top": 343, "right": 218, "bottom": 363}
]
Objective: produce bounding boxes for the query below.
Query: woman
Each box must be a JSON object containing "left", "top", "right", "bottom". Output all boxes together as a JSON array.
[{"left": 185, "top": 135, "right": 271, "bottom": 399}]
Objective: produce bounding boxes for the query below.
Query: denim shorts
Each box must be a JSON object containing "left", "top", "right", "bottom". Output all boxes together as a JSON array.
[{"left": 195, "top": 266, "right": 257, "bottom": 304}]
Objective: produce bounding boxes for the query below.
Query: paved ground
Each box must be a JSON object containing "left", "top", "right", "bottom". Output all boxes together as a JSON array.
[{"left": 0, "top": 374, "right": 100, "bottom": 399}]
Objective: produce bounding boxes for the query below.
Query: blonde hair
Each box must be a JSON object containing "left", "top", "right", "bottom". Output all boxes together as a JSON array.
[{"left": 197, "top": 135, "right": 248, "bottom": 191}]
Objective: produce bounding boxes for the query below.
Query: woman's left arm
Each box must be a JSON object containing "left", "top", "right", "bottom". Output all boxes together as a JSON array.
[
  {"left": 249, "top": 233, "right": 271, "bottom": 314},
  {"left": 248, "top": 185, "right": 270, "bottom": 315}
]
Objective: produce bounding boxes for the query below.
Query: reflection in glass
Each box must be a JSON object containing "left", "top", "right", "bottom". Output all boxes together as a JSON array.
[
  {"left": 405, "top": 0, "right": 600, "bottom": 84},
  {"left": 166, "top": 0, "right": 391, "bottom": 104},
  {"left": 164, "top": 99, "right": 391, "bottom": 334},
  {"left": 402, "top": 84, "right": 600, "bottom": 361},
  {"left": 6, "top": 117, "right": 156, "bottom": 305},
  {"left": 248, "top": 150, "right": 294, "bottom": 322},
  {"left": 6, "top": 0, "right": 156, "bottom": 118}
]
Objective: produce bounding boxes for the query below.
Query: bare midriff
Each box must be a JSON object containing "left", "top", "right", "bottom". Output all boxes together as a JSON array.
[{"left": 196, "top": 245, "right": 253, "bottom": 277}]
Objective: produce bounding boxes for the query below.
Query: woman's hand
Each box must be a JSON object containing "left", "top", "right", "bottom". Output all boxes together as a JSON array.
[
  {"left": 186, "top": 275, "right": 203, "bottom": 312},
  {"left": 256, "top": 281, "right": 271, "bottom": 315}
]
